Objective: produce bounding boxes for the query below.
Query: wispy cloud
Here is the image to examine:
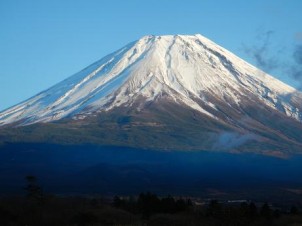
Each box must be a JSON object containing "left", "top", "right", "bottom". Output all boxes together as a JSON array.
[
  {"left": 242, "top": 30, "right": 280, "bottom": 73},
  {"left": 293, "top": 45, "right": 302, "bottom": 65},
  {"left": 213, "top": 132, "right": 256, "bottom": 151},
  {"left": 295, "top": 32, "right": 302, "bottom": 42},
  {"left": 243, "top": 30, "right": 302, "bottom": 90},
  {"left": 287, "top": 45, "right": 302, "bottom": 89}
]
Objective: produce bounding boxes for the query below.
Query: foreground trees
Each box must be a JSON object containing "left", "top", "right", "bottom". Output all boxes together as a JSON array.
[{"left": 0, "top": 189, "right": 301, "bottom": 225}]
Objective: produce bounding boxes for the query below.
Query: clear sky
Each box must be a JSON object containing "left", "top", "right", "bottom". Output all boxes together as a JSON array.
[{"left": 1, "top": 0, "right": 302, "bottom": 111}]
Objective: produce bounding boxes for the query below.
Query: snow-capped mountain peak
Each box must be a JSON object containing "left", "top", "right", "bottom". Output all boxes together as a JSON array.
[{"left": 0, "top": 34, "right": 301, "bottom": 126}]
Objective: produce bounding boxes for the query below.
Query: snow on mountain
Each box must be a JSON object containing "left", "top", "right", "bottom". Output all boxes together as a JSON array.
[{"left": 0, "top": 34, "right": 301, "bottom": 126}]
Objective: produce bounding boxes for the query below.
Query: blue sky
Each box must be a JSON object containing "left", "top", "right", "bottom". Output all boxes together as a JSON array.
[{"left": 1, "top": 0, "right": 302, "bottom": 110}]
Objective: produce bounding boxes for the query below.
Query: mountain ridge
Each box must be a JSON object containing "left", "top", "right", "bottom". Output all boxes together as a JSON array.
[
  {"left": 0, "top": 34, "right": 302, "bottom": 155},
  {"left": 1, "top": 34, "right": 301, "bottom": 126}
]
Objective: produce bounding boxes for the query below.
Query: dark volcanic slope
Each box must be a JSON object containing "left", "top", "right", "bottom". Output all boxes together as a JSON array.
[{"left": 1, "top": 96, "right": 302, "bottom": 156}]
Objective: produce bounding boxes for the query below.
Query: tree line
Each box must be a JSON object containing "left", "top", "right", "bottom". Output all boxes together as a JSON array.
[{"left": 0, "top": 176, "right": 301, "bottom": 226}]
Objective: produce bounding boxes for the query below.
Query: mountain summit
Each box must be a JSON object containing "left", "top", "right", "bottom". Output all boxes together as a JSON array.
[{"left": 1, "top": 34, "right": 302, "bottom": 155}]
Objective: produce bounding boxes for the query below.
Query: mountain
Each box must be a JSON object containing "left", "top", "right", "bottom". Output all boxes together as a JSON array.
[{"left": 1, "top": 34, "right": 302, "bottom": 155}]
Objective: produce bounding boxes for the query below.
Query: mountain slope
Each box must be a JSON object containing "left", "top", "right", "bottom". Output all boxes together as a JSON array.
[
  {"left": 0, "top": 34, "right": 302, "bottom": 155},
  {"left": 1, "top": 34, "right": 301, "bottom": 125}
]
